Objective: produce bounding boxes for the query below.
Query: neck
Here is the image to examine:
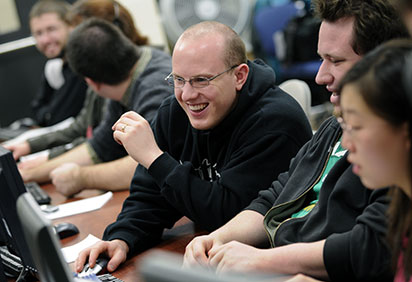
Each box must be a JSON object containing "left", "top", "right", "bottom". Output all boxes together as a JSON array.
[{"left": 104, "top": 62, "right": 138, "bottom": 101}]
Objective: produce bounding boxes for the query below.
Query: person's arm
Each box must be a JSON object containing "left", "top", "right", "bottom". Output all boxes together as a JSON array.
[
  {"left": 208, "top": 240, "right": 328, "bottom": 279},
  {"left": 19, "top": 142, "right": 93, "bottom": 183},
  {"left": 31, "top": 74, "right": 52, "bottom": 126},
  {"left": 50, "top": 156, "right": 137, "bottom": 196},
  {"left": 184, "top": 210, "right": 267, "bottom": 266},
  {"left": 27, "top": 89, "right": 99, "bottom": 154}
]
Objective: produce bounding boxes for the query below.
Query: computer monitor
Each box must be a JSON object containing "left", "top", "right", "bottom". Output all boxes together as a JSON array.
[
  {"left": 0, "top": 145, "right": 37, "bottom": 280},
  {"left": 16, "top": 192, "right": 73, "bottom": 282}
]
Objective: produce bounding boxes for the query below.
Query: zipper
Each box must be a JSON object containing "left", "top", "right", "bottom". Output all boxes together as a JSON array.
[{"left": 264, "top": 131, "right": 342, "bottom": 247}]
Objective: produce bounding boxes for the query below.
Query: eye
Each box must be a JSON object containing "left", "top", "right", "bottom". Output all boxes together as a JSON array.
[
  {"left": 47, "top": 26, "right": 57, "bottom": 32},
  {"left": 330, "top": 58, "right": 344, "bottom": 64},
  {"left": 192, "top": 77, "right": 209, "bottom": 87},
  {"left": 174, "top": 76, "right": 185, "bottom": 82}
]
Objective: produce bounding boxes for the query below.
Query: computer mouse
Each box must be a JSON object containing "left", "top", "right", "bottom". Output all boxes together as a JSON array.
[
  {"left": 78, "top": 256, "right": 109, "bottom": 277},
  {"left": 54, "top": 222, "right": 79, "bottom": 239}
]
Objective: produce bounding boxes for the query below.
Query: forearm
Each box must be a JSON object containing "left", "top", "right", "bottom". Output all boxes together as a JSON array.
[
  {"left": 80, "top": 156, "right": 137, "bottom": 190},
  {"left": 21, "top": 143, "right": 92, "bottom": 183},
  {"left": 211, "top": 210, "right": 268, "bottom": 247},
  {"left": 264, "top": 240, "right": 328, "bottom": 279}
]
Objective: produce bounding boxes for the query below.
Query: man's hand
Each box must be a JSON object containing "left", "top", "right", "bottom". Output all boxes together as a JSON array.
[
  {"left": 50, "top": 163, "right": 84, "bottom": 196},
  {"left": 183, "top": 234, "right": 223, "bottom": 268},
  {"left": 18, "top": 154, "right": 48, "bottom": 170},
  {"left": 208, "top": 241, "right": 268, "bottom": 273},
  {"left": 112, "top": 111, "right": 163, "bottom": 169},
  {"left": 75, "top": 239, "right": 129, "bottom": 273},
  {"left": 3, "top": 141, "right": 31, "bottom": 160}
]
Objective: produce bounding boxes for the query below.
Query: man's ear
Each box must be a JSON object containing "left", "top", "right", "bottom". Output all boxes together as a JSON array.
[
  {"left": 234, "top": 63, "right": 249, "bottom": 91},
  {"left": 84, "top": 77, "right": 101, "bottom": 92}
]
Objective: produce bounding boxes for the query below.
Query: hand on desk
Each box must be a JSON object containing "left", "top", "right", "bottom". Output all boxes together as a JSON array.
[
  {"left": 50, "top": 162, "right": 84, "bottom": 196},
  {"left": 18, "top": 153, "right": 48, "bottom": 170},
  {"left": 75, "top": 239, "right": 129, "bottom": 273},
  {"left": 183, "top": 234, "right": 223, "bottom": 268},
  {"left": 208, "top": 241, "right": 269, "bottom": 274},
  {"left": 3, "top": 141, "right": 31, "bottom": 160}
]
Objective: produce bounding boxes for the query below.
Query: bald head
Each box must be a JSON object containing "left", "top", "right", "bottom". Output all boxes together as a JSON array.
[{"left": 174, "top": 21, "right": 247, "bottom": 68}]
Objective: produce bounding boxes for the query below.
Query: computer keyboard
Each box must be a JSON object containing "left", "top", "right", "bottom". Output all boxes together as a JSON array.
[
  {"left": 25, "top": 182, "right": 51, "bottom": 205},
  {"left": 0, "top": 245, "right": 23, "bottom": 277}
]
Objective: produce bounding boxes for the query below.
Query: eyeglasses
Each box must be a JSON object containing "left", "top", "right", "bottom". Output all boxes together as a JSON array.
[
  {"left": 337, "top": 116, "right": 355, "bottom": 136},
  {"left": 165, "top": 65, "right": 238, "bottom": 89}
]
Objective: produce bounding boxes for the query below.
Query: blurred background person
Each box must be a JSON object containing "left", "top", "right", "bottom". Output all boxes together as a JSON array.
[
  {"left": 29, "top": 0, "right": 87, "bottom": 127},
  {"left": 6, "top": 0, "right": 155, "bottom": 196}
]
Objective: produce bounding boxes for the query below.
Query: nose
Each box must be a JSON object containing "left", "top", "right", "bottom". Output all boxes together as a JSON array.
[
  {"left": 36, "top": 32, "right": 52, "bottom": 47},
  {"left": 315, "top": 61, "right": 333, "bottom": 86},
  {"left": 180, "top": 82, "right": 198, "bottom": 101}
]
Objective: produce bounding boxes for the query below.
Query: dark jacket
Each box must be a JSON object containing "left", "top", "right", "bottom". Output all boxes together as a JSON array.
[
  {"left": 89, "top": 47, "right": 173, "bottom": 162},
  {"left": 28, "top": 89, "right": 107, "bottom": 158},
  {"left": 31, "top": 62, "right": 87, "bottom": 127},
  {"left": 247, "top": 116, "right": 392, "bottom": 282},
  {"left": 103, "top": 59, "right": 313, "bottom": 254}
]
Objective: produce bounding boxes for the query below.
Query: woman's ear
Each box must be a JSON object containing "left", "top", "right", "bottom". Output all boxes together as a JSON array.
[{"left": 234, "top": 63, "right": 249, "bottom": 91}]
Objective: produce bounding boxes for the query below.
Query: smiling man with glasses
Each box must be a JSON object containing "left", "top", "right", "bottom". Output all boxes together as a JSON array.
[{"left": 75, "top": 20, "right": 312, "bottom": 273}]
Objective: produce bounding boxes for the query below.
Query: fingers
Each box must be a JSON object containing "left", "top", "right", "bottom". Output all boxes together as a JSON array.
[
  {"left": 106, "top": 249, "right": 125, "bottom": 272},
  {"left": 106, "top": 240, "right": 128, "bottom": 272},
  {"left": 75, "top": 241, "right": 108, "bottom": 273},
  {"left": 183, "top": 236, "right": 213, "bottom": 268},
  {"left": 111, "top": 111, "right": 141, "bottom": 131}
]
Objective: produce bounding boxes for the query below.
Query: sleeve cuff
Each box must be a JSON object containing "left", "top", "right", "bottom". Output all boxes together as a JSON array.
[
  {"left": 148, "top": 152, "right": 179, "bottom": 189},
  {"left": 85, "top": 141, "right": 102, "bottom": 164}
]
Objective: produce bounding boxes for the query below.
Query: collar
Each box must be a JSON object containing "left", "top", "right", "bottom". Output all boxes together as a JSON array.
[{"left": 120, "top": 47, "right": 152, "bottom": 106}]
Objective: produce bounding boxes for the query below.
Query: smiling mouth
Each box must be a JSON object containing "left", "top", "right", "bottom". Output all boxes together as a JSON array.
[{"left": 188, "top": 103, "right": 208, "bottom": 112}]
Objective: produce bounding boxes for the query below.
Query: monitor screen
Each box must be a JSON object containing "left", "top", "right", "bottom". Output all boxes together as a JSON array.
[
  {"left": 16, "top": 192, "right": 73, "bottom": 282},
  {"left": 0, "top": 145, "right": 37, "bottom": 278}
]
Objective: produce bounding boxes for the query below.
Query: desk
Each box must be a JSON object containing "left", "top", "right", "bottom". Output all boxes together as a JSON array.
[{"left": 42, "top": 184, "right": 207, "bottom": 282}]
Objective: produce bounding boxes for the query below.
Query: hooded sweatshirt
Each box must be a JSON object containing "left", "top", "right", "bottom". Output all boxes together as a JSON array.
[{"left": 103, "top": 59, "right": 313, "bottom": 254}]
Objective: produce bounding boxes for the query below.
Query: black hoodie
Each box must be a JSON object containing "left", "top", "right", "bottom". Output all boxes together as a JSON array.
[{"left": 103, "top": 59, "right": 313, "bottom": 254}]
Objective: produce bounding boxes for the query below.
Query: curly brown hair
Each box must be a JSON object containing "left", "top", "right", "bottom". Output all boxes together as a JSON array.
[{"left": 67, "top": 0, "right": 148, "bottom": 46}]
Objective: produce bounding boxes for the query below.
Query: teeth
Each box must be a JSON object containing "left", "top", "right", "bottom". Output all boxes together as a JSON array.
[{"left": 188, "top": 103, "right": 207, "bottom": 111}]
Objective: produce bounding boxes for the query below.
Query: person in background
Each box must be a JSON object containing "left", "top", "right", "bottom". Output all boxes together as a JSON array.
[
  {"left": 17, "top": 18, "right": 173, "bottom": 197},
  {"left": 183, "top": 1, "right": 408, "bottom": 281},
  {"left": 391, "top": 0, "right": 412, "bottom": 34},
  {"left": 29, "top": 0, "right": 87, "bottom": 127},
  {"left": 5, "top": 0, "right": 149, "bottom": 195},
  {"left": 74, "top": 20, "right": 312, "bottom": 273}
]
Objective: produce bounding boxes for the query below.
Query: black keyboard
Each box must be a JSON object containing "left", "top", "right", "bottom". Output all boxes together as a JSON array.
[
  {"left": 0, "top": 245, "right": 23, "bottom": 277},
  {"left": 25, "top": 182, "right": 51, "bottom": 205},
  {"left": 97, "top": 273, "right": 125, "bottom": 282}
]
